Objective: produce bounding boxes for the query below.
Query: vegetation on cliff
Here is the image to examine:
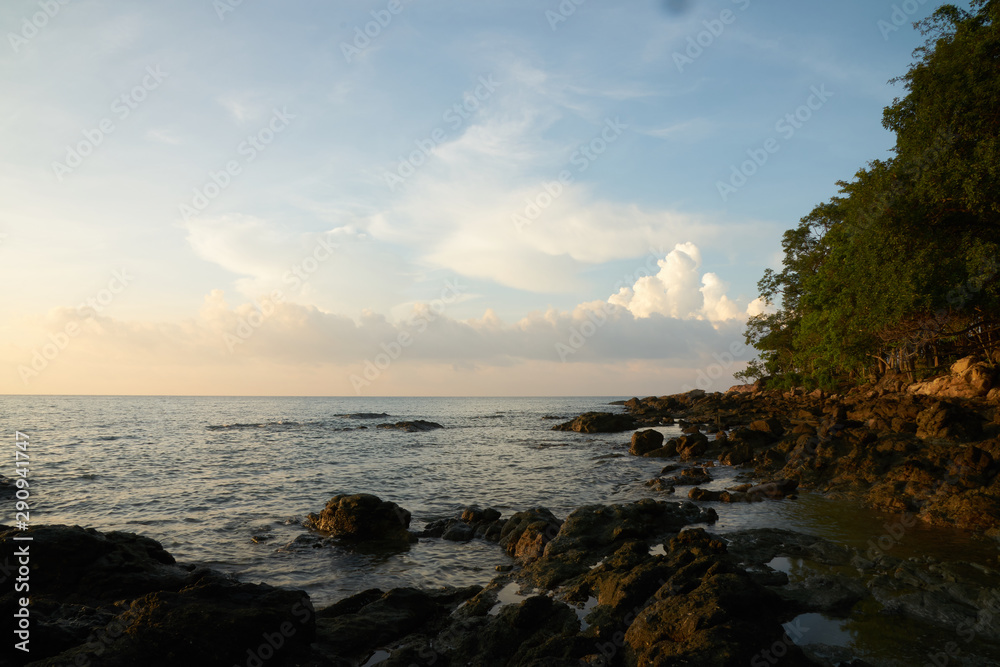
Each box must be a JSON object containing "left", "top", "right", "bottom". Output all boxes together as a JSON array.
[{"left": 741, "top": 0, "right": 1000, "bottom": 388}]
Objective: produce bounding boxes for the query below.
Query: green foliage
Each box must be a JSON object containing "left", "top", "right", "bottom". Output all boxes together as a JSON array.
[{"left": 745, "top": 0, "right": 1000, "bottom": 385}]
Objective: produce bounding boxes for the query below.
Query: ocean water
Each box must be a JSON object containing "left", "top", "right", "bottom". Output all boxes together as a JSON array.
[{"left": 0, "top": 395, "right": 994, "bottom": 611}]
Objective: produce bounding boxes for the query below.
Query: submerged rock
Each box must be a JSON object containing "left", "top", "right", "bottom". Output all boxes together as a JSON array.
[{"left": 376, "top": 420, "right": 444, "bottom": 432}]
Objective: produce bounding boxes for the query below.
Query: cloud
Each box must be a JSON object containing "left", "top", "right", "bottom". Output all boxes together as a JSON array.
[
  {"left": 608, "top": 242, "right": 749, "bottom": 324},
  {"left": 3, "top": 286, "right": 751, "bottom": 396}
]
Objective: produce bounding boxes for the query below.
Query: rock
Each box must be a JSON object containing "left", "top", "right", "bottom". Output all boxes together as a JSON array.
[
  {"left": 719, "top": 442, "right": 754, "bottom": 465},
  {"left": 376, "top": 420, "right": 443, "bottom": 432},
  {"left": 622, "top": 529, "right": 805, "bottom": 666},
  {"left": 642, "top": 442, "right": 678, "bottom": 458},
  {"left": 498, "top": 508, "right": 562, "bottom": 562},
  {"left": 45, "top": 577, "right": 315, "bottom": 667},
  {"left": 419, "top": 505, "right": 506, "bottom": 542},
  {"left": 746, "top": 478, "right": 799, "bottom": 500},
  {"left": 688, "top": 487, "right": 722, "bottom": 501},
  {"left": 749, "top": 417, "right": 785, "bottom": 438},
  {"left": 0, "top": 526, "right": 317, "bottom": 667},
  {"left": 314, "top": 586, "right": 480, "bottom": 661},
  {"left": 629, "top": 429, "right": 664, "bottom": 455},
  {"left": 677, "top": 432, "right": 710, "bottom": 460},
  {"left": 0, "top": 525, "right": 187, "bottom": 607},
  {"left": 522, "top": 499, "right": 717, "bottom": 588},
  {"left": 915, "top": 402, "right": 983, "bottom": 441},
  {"left": 552, "top": 412, "right": 636, "bottom": 433},
  {"left": 306, "top": 494, "right": 416, "bottom": 545}
]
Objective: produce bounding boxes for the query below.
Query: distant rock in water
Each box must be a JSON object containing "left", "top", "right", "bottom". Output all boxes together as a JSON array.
[
  {"left": 377, "top": 420, "right": 443, "bottom": 432},
  {"left": 306, "top": 493, "right": 416, "bottom": 545},
  {"left": 338, "top": 412, "right": 390, "bottom": 419},
  {"left": 551, "top": 411, "right": 636, "bottom": 433}
]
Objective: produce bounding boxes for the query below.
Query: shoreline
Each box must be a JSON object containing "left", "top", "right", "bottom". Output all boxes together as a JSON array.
[{"left": 5, "top": 386, "right": 1000, "bottom": 666}]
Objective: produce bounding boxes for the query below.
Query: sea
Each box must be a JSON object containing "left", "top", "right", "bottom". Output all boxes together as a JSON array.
[{"left": 2, "top": 395, "right": 998, "bottom": 664}]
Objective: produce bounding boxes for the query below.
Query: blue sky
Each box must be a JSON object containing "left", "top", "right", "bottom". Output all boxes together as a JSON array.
[{"left": 0, "top": 0, "right": 961, "bottom": 395}]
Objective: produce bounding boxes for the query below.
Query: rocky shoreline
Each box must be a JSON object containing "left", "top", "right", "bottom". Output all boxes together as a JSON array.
[{"left": 5, "top": 371, "right": 1000, "bottom": 666}]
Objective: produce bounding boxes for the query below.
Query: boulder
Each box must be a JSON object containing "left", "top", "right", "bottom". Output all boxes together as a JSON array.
[
  {"left": 629, "top": 429, "right": 664, "bottom": 456},
  {"left": 306, "top": 494, "right": 415, "bottom": 544},
  {"left": 552, "top": 412, "right": 636, "bottom": 433}
]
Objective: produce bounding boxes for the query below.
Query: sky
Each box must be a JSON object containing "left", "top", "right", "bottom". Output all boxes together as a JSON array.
[{"left": 0, "top": 0, "right": 963, "bottom": 396}]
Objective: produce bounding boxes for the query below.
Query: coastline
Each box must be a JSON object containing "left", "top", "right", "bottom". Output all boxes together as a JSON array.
[{"left": 4, "top": 385, "right": 1000, "bottom": 666}]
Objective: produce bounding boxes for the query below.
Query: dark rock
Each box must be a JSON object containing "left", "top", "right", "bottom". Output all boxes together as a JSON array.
[
  {"left": 498, "top": 508, "right": 562, "bottom": 562},
  {"left": 314, "top": 586, "right": 480, "bottom": 661},
  {"left": 306, "top": 494, "right": 415, "bottom": 545},
  {"left": 677, "top": 432, "right": 710, "bottom": 460},
  {"left": 41, "top": 577, "right": 315, "bottom": 667},
  {"left": 552, "top": 412, "right": 636, "bottom": 433},
  {"left": 629, "top": 429, "right": 664, "bottom": 455},
  {"left": 0, "top": 525, "right": 185, "bottom": 607},
  {"left": 376, "top": 420, "right": 444, "bottom": 432}
]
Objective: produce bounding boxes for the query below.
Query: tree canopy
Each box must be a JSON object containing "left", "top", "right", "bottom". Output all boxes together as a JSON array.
[{"left": 741, "top": 0, "right": 1000, "bottom": 388}]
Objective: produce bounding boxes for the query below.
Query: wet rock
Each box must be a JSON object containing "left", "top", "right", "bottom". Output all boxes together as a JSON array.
[
  {"left": 376, "top": 420, "right": 443, "bottom": 432},
  {"left": 552, "top": 412, "right": 636, "bottom": 433},
  {"left": 629, "top": 429, "right": 664, "bottom": 455},
  {"left": 306, "top": 494, "right": 416, "bottom": 545},
  {"left": 498, "top": 507, "right": 562, "bottom": 562}
]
